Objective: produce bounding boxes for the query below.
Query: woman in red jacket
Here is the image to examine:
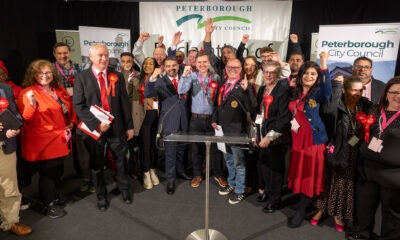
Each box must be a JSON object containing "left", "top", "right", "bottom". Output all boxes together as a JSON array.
[{"left": 17, "top": 59, "right": 77, "bottom": 219}]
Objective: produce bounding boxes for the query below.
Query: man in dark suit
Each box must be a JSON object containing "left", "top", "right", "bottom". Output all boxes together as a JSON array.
[
  {"left": 212, "top": 58, "right": 257, "bottom": 204},
  {"left": 352, "top": 56, "right": 386, "bottom": 104},
  {"left": 144, "top": 56, "right": 190, "bottom": 195},
  {"left": 73, "top": 44, "right": 134, "bottom": 211}
]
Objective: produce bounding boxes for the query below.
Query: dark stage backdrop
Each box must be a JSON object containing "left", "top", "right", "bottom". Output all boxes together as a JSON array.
[{"left": 1, "top": 0, "right": 400, "bottom": 85}]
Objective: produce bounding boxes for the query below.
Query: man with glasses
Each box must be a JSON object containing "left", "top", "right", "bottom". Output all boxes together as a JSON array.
[
  {"left": 352, "top": 56, "right": 386, "bottom": 103},
  {"left": 212, "top": 58, "right": 257, "bottom": 204}
]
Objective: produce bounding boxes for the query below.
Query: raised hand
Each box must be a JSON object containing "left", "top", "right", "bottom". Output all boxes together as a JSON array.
[
  {"left": 242, "top": 34, "right": 250, "bottom": 44},
  {"left": 139, "top": 32, "right": 150, "bottom": 42},
  {"left": 172, "top": 31, "right": 184, "bottom": 46},
  {"left": 182, "top": 65, "right": 192, "bottom": 77},
  {"left": 205, "top": 18, "right": 215, "bottom": 33},
  {"left": 25, "top": 90, "right": 37, "bottom": 107},
  {"left": 151, "top": 68, "right": 162, "bottom": 79},
  {"left": 289, "top": 34, "right": 298, "bottom": 43},
  {"left": 241, "top": 74, "right": 248, "bottom": 91},
  {"left": 270, "top": 52, "right": 281, "bottom": 62},
  {"left": 319, "top": 51, "right": 329, "bottom": 69},
  {"left": 157, "top": 35, "right": 164, "bottom": 47}
]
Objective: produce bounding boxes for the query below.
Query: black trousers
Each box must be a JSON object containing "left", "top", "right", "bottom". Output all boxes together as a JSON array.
[
  {"left": 139, "top": 110, "right": 159, "bottom": 172},
  {"left": 189, "top": 116, "right": 223, "bottom": 177},
  {"left": 258, "top": 145, "right": 287, "bottom": 204},
  {"left": 164, "top": 141, "right": 186, "bottom": 183},
  {"left": 31, "top": 157, "right": 65, "bottom": 205},
  {"left": 349, "top": 179, "right": 400, "bottom": 240},
  {"left": 83, "top": 135, "right": 131, "bottom": 199}
]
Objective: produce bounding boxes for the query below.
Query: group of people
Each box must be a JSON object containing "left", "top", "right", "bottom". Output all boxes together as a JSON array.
[{"left": 1, "top": 18, "right": 399, "bottom": 240}]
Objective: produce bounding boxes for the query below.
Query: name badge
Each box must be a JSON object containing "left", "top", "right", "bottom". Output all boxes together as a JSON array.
[
  {"left": 66, "top": 87, "right": 73, "bottom": 96},
  {"left": 348, "top": 135, "right": 360, "bottom": 147},
  {"left": 368, "top": 137, "right": 383, "bottom": 153},
  {"left": 290, "top": 118, "right": 300, "bottom": 133},
  {"left": 153, "top": 101, "right": 158, "bottom": 110},
  {"left": 255, "top": 114, "right": 263, "bottom": 125}
]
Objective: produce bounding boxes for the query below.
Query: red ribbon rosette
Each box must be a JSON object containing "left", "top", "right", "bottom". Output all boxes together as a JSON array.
[
  {"left": 217, "top": 85, "right": 225, "bottom": 106},
  {"left": 355, "top": 112, "right": 376, "bottom": 142},
  {"left": 107, "top": 73, "right": 119, "bottom": 96},
  {"left": 209, "top": 81, "right": 218, "bottom": 101},
  {"left": 263, "top": 95, "right": 274, "bottom": 119},
  {"left": 0, "top": 97, "right": 9, "bottom": 112},
  {"left": 138, "top": 84, "right": 145, "bottom": 105}
]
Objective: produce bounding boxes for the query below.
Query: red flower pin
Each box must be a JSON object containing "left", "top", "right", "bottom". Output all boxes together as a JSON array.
[{"left": 107, "top": 73, "right": 119, "bottom": 96}]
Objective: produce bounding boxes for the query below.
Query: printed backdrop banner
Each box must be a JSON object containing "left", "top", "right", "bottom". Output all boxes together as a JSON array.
[
  {"left": 78, "top": 26, "right": 131, "bottom": 69},
  {"left": 139, "top": 1, "right": 292, "bottom": 61},
  {"left": 318, "top": 23, "right": 400, "bottom": 82},
  {"left": 55, "top": 30, "right": 83, "bottom": 64}
]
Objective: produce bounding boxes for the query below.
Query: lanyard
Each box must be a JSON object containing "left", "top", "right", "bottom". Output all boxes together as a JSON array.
[
  {"left": 197, "top": 72, "right": 210, "bottom": 96},
  {"left": 223, "top": 77, "right": 240, "bottom": 100},
  {"left": 346, "top": 105, "right": 359, "bottom": 135},
  {"left": 379, "top": 108, "right": 400, "bottom": 133},
  {"left": 55, "top": 62, "right": 73, "bottom": 83}
]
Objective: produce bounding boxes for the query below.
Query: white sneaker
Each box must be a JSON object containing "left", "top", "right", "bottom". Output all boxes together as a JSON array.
[
  {"left": 143, "top": 171, "right": 153, "bottom": 189},
  {"left": 150, "top": 168, "right": 160, "bottom": 185}
]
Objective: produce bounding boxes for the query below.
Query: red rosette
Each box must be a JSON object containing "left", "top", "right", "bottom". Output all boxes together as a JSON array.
[
  {"left": 0, "top": 97, "right": 9, "bottom": 112},
  {"left": 355, "top": 112, "right": 376, "bottom": 142},
  {"left": 138, "top": 84, "right": 145, "bottom": 105},
  {"left": 263, "top": 95, "right": 274, "bottom": 119},
  {"left": 70, "top": 75, "right": 75, "bottom": 87},
  {"left": 217, "top": 85, "right": 225, "bottom": 106},
  {"left": 107, "top": 73, "right": 119, "bottom": 96},
  {"left": 209, "top": 80, "right": 219, "bottom": 101}
]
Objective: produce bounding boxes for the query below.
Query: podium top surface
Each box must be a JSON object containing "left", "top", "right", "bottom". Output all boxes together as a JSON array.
[{"left": 164, "top": 133, "right": 250, "bottom": 144}]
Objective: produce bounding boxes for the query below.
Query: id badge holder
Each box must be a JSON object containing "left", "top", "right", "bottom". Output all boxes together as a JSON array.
[
  {"left": 368, "top": 137, "right": 383, "bottom": 152},
  {"left": 153, "top": 101, "right": 158, "bottom": 110},
  {"left": 290, "top": 118, "right": 300, "bottom": 133},
  {"left": 348, "top": 135, "right": 360, "bottom": 147},
  {"left": 255, "top": 114, "right": 263, "bottom": 125}
]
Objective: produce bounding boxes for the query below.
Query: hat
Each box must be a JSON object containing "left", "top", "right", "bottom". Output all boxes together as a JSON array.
[{"left": 0, "top": 61, "right": 8, "bottom": 77}]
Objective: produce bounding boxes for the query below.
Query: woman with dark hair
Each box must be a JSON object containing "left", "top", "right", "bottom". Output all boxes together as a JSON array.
[
  {"left": 17, "top": 59, "right": 77, "bottom": 218},
  {"left": 286, "top": 52, "right": 331, "bottom": 228},
  {"left": 127, "top": 57, "right": 160, "bottom": 189},
  {"left": 312, "top": 77, "right": 373, "bottom": 232},
  {"left": 346, "top": 77, "right": 400, "bottom": 240}
]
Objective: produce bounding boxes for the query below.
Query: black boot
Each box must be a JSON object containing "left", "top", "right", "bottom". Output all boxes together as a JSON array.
[
  {"left": 287, "top": 194, "right": 311, "bottom": 228},
  {"left": 46, "top": 201, "right": 67, "bottom": 219}
]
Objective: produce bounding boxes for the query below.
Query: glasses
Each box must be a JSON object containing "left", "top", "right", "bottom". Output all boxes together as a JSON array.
[
  {"left": 388, "top": 91, "right": 400, "bottom": 96},
  {"left": 37, "top": 72, "right": 53, "bottom": 77},
  {"left": 263, "top": 71, "right": 277, "bottom": 75},
  {"left": 226, "top": 66, "right": 241, "bottom": 70},
  {"left": 354, "top": 65, "right": 371, "bottom": 70}
]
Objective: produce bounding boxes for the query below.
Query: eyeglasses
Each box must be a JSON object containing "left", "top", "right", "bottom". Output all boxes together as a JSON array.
[
  {"left": 354, "top": 65, "right": 371, "bottom": 70},
  {"left": 263, "top": 71, "right": 277, "bottom": 75},
  {"left": 226, "top": 66, "right": 241, "bottom": 70},
  {"left": 388, "top": 91, "right": 400, "bottom": 96},
  {"left": 37, "top": 72, "right": 53, "bottom": 77}
]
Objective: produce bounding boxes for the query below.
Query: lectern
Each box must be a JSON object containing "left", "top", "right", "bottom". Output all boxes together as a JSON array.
[{"left": 164, "top": 133, "right": 250, "bottom": 240}]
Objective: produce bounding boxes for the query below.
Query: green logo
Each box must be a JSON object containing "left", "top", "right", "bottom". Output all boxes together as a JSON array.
[{"left": 176, "top": 14, "right": 251, "bottom": 28}]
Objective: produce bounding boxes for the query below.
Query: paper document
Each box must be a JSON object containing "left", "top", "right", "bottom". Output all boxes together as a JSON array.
[{"left": 215, "top": 125, "right": 226, "bottom": 153}]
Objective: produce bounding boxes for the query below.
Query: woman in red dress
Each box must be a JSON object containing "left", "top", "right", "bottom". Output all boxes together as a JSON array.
[{"left": 287, "top": 52, "right": 332, "bottom": 228}]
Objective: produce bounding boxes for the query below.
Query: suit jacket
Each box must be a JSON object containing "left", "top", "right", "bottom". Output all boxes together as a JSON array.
[
  {"left": 144, "top": 75, "right": 188, "bottom": 135},
  {"left": 256, "top": 79, "right": 291, "bottom": 144},
  {"left": 371, "top": 78, "right": 386, "bottom": 104},
  {"left": 213, "top": 79, "right": 257, "bottom": 135},
  {"left": 73, "top": 67, "right": 133, "bottom": 138},
  {"left": 0, "top": 82, "right": 21, "bottom": 154}
]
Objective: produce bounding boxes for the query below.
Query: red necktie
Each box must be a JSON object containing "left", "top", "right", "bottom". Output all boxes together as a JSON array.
[
  {"left": 99, "top": 72, "right": 110, "bottom": 111},
  {"left": 172, "top": 78, "right": 178, "bottom": 91}
]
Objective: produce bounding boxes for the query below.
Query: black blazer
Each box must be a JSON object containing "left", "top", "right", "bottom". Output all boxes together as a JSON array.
[
  {"left": 73, "top": 67, "right": 133, "bottom": 137},
  {"left": 371, "top": 78, "right": 386, "bottom": 104},
  {"left": 256, "top": 79, "right": 291, "bottom": 144},
  {"left": 144, "top": 75, "right": 189, "bottom": 135},
  {"left": 213, "top": 79, "right": 257, "bottom": 134}
]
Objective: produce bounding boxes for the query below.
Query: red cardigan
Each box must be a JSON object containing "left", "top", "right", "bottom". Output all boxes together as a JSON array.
[{"left": 17, "top": 85, "right": 77, "bottom": 161}]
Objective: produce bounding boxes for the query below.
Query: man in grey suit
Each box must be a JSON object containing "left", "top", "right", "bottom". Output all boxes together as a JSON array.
[
  {"left": 145, "top": 56, "right": 190, "bottom": 195},
  {"left": 352, "top": 56, "right": 386, "bottom": 103},
  {"left": 73, "top": 44, "right": 134, "bottom": 211}
]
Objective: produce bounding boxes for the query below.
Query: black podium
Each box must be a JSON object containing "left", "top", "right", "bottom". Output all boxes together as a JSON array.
[{"left": 164, "top": 133, "right": 250, "bottom": 240}]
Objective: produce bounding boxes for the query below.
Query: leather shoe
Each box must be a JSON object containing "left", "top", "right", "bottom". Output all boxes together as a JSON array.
[
  {"left": 177, "top": 172, "right": 191, "bottom": 180},
  {"left": 166, "top": 182, "right": 175, "bottom": 195},
  {"left": 121, "top": 191, "right": 133, "bottom": 204},
  {"left": 263, "top": 203, "right": 279, "bottom": 213},
  {"left": 97, "top": 198, "right": 109, "bottom": 212},
  {"left": 257, "top": 193, "right": 269, "bottom": 202},
  {"left": 345, "top": 233, "right": 368, "bottom": 240},
  {"left": 9, "top": 223, "right": 32, "bottom": 236}
]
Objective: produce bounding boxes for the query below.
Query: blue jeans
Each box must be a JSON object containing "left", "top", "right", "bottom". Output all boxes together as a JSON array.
[{"left": 223, "top": 146, "right": 246, "bottom": 194}]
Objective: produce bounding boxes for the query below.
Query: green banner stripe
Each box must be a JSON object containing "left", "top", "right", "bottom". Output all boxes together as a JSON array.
[
  {"left": 176, "top": 14, "right": 203, "bottom": 27},
  {"left": 198, "top": 16, "right": 251, "bottom": 28}
]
